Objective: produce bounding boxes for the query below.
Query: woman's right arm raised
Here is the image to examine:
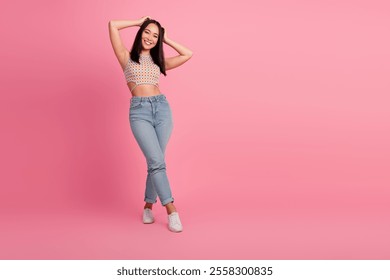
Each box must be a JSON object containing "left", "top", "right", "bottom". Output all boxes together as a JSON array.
[{"left": 108, "top": 16, "right": 149, "bottom": 68}]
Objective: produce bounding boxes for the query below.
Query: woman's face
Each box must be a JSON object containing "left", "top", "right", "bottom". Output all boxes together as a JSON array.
[{"left": 141, "top": 23, "right": 159, "bottom": 50}]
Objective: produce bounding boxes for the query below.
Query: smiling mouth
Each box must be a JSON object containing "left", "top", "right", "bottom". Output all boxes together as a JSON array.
[{"left": 144, "top": 40, "right": 153, "bottom": 45}]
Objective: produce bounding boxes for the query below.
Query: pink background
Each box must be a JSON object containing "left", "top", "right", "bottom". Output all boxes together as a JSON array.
[{"left": 1, "top": 0, "right": 389, "bottom": 259}]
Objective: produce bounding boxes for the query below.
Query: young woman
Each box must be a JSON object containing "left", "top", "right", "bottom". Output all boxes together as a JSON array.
[{"left": 108, "top": 16, "right": 192, "bottom": 232}]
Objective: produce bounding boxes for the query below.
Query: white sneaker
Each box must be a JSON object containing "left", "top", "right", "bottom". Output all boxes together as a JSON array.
[
  {"left": 168, "top": 212, "right": 183, "bottom": 232},
  {"left": 143, "top": 208, "right": 154, "bottom": 224}
]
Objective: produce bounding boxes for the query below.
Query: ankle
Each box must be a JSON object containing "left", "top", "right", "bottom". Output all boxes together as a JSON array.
[
  {"left": 165, "top": 203, "right": 177, "bottom": 215},
  {"left": 144, "top": 203, "right": 153, "bottom": 210}
]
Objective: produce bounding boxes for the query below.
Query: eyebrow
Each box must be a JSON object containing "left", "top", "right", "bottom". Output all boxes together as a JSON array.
[{"left": 145, "top": 28, "right": 159, "bottom": 35}]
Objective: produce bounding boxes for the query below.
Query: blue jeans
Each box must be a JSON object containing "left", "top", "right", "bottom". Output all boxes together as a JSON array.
[{"left": 129, "top": 94, "right": 174, "bottom": 206}]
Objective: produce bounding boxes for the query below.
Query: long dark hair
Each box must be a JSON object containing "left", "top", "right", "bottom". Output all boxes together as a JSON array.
[{"left": 130, "top": 19, "right": 166, "bottom": 76}]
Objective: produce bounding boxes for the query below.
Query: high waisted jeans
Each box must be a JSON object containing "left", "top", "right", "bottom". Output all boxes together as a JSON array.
[{"left": 129, "top": 94, "right": 174, "bottom": 206}]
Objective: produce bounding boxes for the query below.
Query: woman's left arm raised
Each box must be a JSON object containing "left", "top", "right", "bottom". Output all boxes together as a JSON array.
[{"left": 163, "top": 28, "right": 193, "bottom": 71}]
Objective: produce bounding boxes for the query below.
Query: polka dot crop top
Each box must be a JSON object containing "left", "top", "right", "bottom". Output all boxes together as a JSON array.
[{"left": 123, "top": 54, "right": 161, "bottom": 91}]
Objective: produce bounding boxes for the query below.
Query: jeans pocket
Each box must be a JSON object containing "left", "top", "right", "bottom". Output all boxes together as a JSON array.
[
  {"left": 160, "top": 97, "right": 169, "bottom": 106},
  {"left": 130, "top": 101, "right": 143, "bottom": 110}
]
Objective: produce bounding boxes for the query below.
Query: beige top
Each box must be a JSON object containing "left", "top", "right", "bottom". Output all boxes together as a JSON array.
[{"left": 123, "top": 54, "right": 161, "bottom": 91}]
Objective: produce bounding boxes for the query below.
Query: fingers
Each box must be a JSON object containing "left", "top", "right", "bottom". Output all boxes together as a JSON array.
[{"left": 138, "top": 15, "right": 151, "bottom": 26}]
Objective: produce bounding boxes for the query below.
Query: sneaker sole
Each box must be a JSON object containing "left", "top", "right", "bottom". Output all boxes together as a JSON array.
[{"left": 168, "top": 227, "right": 183, "bottom": 233}]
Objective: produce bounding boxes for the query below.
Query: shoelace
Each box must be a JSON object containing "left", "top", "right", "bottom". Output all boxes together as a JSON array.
[
  {"left": 144, "top": 209, "right": 153, "bottom": 217},
  {"left": 169, "top": 213, "right": 181, "bottom": 226}
]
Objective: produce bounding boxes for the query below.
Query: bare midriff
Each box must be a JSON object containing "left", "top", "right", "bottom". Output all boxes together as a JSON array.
[{"left": 127, "top": 83, "right": 161, "bottom": 97}]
